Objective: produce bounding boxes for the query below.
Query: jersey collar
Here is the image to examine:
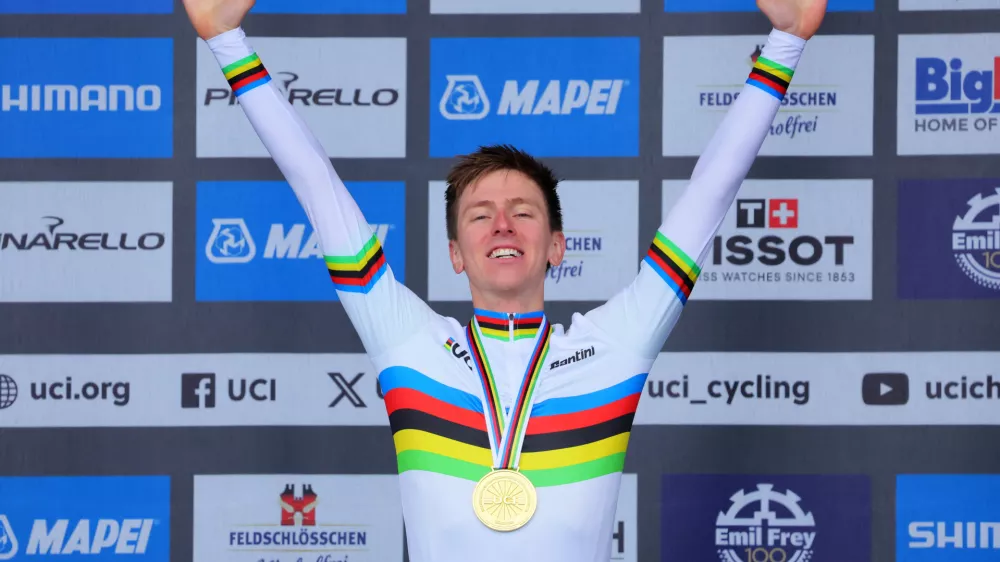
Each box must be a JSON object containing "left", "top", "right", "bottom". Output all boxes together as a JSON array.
[{"left": 471, "top": 307, "right": 546, "bottom": 342}]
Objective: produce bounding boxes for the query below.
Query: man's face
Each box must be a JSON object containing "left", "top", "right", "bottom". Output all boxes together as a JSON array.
[{"left": 449, "top": 169, "right": 565, "bottom": 299}]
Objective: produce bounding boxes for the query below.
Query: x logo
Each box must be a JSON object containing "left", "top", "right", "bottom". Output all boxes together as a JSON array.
[{"left": 328, "top": 372, "right": 366, "bottom": 408}]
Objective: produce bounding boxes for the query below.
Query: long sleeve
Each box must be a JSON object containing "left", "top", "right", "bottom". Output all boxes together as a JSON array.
[
  {"left": 583, "top": 28, "right": 807, "bottom": 360},
  {"left": 206, "top": 27, "right": 435, "bottom": 358}
]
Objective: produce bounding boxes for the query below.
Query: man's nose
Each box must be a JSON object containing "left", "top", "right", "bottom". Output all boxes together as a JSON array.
[{"left": 493, "top": 213, "right": 514, "bottom": 234}]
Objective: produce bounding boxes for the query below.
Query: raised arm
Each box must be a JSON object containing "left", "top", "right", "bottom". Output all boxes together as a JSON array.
[
  {"left": 184, "top": 0, "right": 435, "bottom": 358},
  {"left": 583, "top": 0, "right": 827, "bottom": 360}
]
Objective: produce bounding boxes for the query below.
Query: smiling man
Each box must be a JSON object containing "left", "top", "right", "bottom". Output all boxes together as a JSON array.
[{"left": 183, "top": 0, "right": 827, "bottom": 560}]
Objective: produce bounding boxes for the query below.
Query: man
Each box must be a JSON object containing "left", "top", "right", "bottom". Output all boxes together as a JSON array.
[{"left": 183, "top": 1, "right": 827, "bottom": 560}]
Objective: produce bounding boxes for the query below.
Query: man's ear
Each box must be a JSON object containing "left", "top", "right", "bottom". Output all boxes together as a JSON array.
[
  {"left": 449, "top": 239, "right": 465, "bottom": 274},
  {"left": 548, "top": 231, "right": 566, "bottom": 268}
]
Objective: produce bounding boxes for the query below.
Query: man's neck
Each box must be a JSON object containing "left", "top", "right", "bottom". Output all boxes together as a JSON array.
[{"left": 470, "top": 286, "right": 544, "bottom": 315}]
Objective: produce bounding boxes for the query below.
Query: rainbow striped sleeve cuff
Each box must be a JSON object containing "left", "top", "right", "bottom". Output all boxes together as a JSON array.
[
  {"left": 222, "top": 52, "right": 271, "bottom": 97},
  {"left": 642, "top": 232, "right": 700, "bottom": 305},
  {"left": 324, "top": 234, "right": 388, "bottom": 294},
  {"left": 746, "top": 55, "right": 795, "bottom": 101}
]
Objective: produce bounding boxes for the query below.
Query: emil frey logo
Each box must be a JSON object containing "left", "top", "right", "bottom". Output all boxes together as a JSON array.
[
  {"left": 952, "top": 187, "right": 1000, "bottom": 291},
  {"left": 715, "top": 484, "right": 817, "bottom": 562}
]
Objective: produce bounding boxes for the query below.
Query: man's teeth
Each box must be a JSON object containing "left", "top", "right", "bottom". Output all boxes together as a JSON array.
[{"left": 490, "top": 248, "right": 523, "bottom": 259}]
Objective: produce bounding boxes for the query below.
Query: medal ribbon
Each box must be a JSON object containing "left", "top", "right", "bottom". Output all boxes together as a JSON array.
[{"left": 465, "top": 315, "right": 553, "bottom": 470}]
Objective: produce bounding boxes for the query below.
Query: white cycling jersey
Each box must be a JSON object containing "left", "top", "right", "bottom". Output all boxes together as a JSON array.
[{"left": 206, "top": 27, "right": 805, "bottom": 562}]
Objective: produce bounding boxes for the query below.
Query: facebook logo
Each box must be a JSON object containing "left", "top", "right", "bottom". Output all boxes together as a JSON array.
[{"left": 181, "top": 373, "right": 216, "bottom": 408}]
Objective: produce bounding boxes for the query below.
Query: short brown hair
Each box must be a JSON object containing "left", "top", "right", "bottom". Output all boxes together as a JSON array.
[{"left": 444, "top": 144, "right": 563, "bottom": 241}]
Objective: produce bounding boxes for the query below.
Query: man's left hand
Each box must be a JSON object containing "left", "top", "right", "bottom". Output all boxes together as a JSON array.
[{"left": 757, "top": 0, "right": 828, "bottom": 40}]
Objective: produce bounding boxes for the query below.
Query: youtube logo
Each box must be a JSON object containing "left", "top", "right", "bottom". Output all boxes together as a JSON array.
[{"left": 862, "top": 372, "right": 909, "bottom": 405}]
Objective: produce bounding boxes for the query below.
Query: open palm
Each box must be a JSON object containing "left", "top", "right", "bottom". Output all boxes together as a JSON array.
[
  {"left": 181, "top": 0, "right": 256, "bottom": 40},
  {"left": 757, "top": 0, "right": 828, "bottom": 40}
]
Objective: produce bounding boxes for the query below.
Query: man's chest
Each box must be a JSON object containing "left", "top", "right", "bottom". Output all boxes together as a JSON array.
[{"left": 386, "top": 322, "right": 643, "bottom": 413}]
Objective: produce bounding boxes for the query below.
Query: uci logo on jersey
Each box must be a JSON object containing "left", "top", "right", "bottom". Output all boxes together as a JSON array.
[{"left": 430, "top": 37, "right": 639, "bottom": 157}]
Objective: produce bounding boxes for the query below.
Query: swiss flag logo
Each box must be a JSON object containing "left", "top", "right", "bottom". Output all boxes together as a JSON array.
[{"left": 768, "top": 199, "right": 798, "bottom": 228}]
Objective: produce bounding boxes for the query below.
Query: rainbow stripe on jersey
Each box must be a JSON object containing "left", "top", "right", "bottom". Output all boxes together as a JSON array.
[
  {"left": 222, "top": 53, "right": 271, "bottom": 97},
  {"left": 381, "top": 367, "right": 645, "bottom": 488},
  {"left": 643, "top": 232, "right": 699, "bottom": 304},
  {"left": 325, "top": 233, "right": 388, "bottom": 294},
  {"left": 747, "top": 55, "right": 794, "bottom": 101},
  {"left": 473, "top": 309, "right": 543, "bottom": 341}
]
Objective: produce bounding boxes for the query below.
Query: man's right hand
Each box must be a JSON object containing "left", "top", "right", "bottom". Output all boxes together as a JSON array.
[{"left": 181, "top": 0, "right": 256, "bottom": 41}]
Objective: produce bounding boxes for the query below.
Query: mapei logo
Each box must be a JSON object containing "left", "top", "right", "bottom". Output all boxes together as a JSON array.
[
  {"left": 205, "top": 219, "right": 390, "bottom": 265},
  {"left": 951, "top": 187, "right": 1000, "bottom": 291},
  {"left": 439, "top": 74, "right": 626, "bottom": 120},
  {"left": 430, "top": 37, "right": 639, "bottom": 157},
  {"left": 715, "top": 484, "right": 817, "bottom": 562},
  {"left": 0, "top": 476, "right": 169, "bottom": 560},
  {"left": 3, "top": 518, "right": 156, "bottom": 557}
]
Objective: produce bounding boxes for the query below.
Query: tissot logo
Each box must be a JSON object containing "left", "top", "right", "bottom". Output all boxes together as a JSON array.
[
  {"left": 181, "top": 373, "right": 276, "bottom": 408},
  {"left": 328, "top": 372, "right": 366, "bottom": 408}
]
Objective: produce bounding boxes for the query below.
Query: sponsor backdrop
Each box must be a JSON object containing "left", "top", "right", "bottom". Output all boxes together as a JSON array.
[{"left": 0, "top": 1, "right": 998, "bottom": 562}]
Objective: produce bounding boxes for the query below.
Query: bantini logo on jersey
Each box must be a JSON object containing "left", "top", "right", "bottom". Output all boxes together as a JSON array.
[{"left": 430, "top": 37, "right": 639, "bottom": 157}]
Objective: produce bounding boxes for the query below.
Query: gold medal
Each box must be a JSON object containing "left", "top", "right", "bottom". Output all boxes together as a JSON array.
[
  {"left": 464, "top": 314, "right": 552, "bottom": 532},
  {"left": 472, "top": 469, "right": 537, "bottom": 532}
]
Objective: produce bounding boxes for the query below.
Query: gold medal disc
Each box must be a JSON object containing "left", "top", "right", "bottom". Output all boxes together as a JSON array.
[{"left": 472, "top": 469, "right": 537, "bottom": 532}]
